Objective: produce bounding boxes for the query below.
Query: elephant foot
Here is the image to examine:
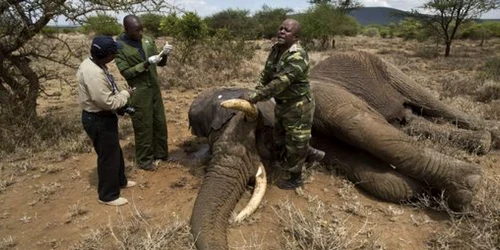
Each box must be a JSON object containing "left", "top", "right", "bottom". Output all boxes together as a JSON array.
[{"left": 444, "top": 171, "right": 482, "bottom": 212}]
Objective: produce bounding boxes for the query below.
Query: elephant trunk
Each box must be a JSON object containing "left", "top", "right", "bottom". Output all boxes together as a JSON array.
[
  {"left": 191, "top": 114, "right": 260, "bottom": 250},
  {"left": 191, "top": 165, "right": 247, "bottom": 250},
  {"left": 313, "top": 82, "right": 482, "bottom": 211}
]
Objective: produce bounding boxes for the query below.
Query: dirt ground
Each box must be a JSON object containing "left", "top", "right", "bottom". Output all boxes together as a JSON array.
[{"left": 1, "top": 36, "right": 500, "bottom": 250}]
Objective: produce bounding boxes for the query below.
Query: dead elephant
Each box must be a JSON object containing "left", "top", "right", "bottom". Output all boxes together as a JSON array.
[{"left": 188, "top": 51, "right": 496, "bottom": 250}]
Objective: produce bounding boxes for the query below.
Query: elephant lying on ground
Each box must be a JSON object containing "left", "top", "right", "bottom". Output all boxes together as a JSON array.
[{"left": 188, "top": 51, "right": 496, "bottom": 250}]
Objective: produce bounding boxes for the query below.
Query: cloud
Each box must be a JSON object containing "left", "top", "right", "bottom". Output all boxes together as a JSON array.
[
  {"left": 363, "top": 0, "right": 391, "bottom": 8},
  {"left": 176, "top": 0, "right": 219, "bottom": 16}
]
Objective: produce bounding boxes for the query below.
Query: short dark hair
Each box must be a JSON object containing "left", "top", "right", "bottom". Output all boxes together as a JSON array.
[{"left": 90, "top": 35, "right": 119, "bottom": 59}]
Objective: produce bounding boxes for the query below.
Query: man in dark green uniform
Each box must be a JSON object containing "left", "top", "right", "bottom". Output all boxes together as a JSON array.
[
  {"left": 244, "top": 19, "right": 325, "bottom": 189},
  {"left": 115, "top": 15, "right": 173, "bottom": 171}
]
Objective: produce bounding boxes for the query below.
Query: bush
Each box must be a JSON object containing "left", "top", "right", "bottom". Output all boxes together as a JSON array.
[
  {"left": 475, "top": 80, "right": 500, "bottom": 103},
  {"left": 204, "top": 9, "right": 258, "bottom": 40},
  {"left": 363, "top": 27, "right": 379, "bottom": 37},
  {"left": 81, "top": 14, "right": 122, "bottom": 36},
  {"left": 0, "top": 112, "right": 92, "bottom": 158},
  {"left": 140, "top": 13, "right": 166, "bottom": 38},
  {"left": 482, "top": 56, "right": 500, "bottom": 81},
  {"left": 253, "top": 5, "right": 292, "bottom": 39},
  {"left": 160, "top": 12, "right": 209, "bottom": 64},
  {"left": 162, "top": 28, "right": 256, "bottom": 89}
]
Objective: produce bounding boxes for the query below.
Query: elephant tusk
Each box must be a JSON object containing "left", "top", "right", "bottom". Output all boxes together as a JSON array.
[
  {"left": 231, "top": 163, "right": 267, "bottom": 224},
  {"left": 220, "top": 99, "right": 258, "bottom": 120}
]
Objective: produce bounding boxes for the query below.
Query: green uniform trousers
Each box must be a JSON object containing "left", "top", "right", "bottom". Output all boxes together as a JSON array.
[
  {"left": 274, "top": 96, "right": 315, "bottom": 173},
  {"left": 130, "top": 84, "right": 168, "bottom": 167}
]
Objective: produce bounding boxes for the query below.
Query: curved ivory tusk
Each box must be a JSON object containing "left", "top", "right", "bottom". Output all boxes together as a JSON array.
[
  {"left": 231, "top": 163, "right": 267, "bottom": 224},
  {"left": 220, "top": 99, "right": 258, "bottom": 120}
]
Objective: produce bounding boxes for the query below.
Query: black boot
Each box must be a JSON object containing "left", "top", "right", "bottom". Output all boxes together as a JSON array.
[
  {"left": 306, "top": 147, "right": 325, "bottom": 163},
  {"left": 277, "top": 172, "right": 303, "bottom": 190}
]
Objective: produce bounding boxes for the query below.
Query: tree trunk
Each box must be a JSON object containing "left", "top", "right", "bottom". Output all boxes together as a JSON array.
[{"left": 444, "top": 41, "right": 451, "bottom": 57}]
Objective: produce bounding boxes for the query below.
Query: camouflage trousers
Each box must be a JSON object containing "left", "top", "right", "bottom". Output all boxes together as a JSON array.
[{"left": 274, "top": 96, "right": 315, "bottom": 173}]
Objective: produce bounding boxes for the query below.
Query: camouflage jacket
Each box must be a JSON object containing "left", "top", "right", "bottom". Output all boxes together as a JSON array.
[{"left": 249, "top": 42, "right": 310, "bottom": 103}]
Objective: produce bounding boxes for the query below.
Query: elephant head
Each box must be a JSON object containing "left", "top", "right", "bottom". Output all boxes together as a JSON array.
[{"left": 188, "top": 88, "right": 275, "bottom": 250}]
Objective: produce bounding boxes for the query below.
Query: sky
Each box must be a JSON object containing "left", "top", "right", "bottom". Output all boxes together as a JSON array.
[
  {"left": 50, "top": 0, "right": 499, "bottom": 26},
  {"left": 177, "top": 0, "right": 500, "bottom": 19}
]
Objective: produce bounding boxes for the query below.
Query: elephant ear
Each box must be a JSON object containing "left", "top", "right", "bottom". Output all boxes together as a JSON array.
[
  {"left": 255, "top": 100, "right": 275, "bottom": 127},
  {"left": 189, "top": 88, "right": 248, "bottom": 137}
]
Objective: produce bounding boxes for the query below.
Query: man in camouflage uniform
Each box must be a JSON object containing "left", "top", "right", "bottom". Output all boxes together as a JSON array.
[
  {"left": 115, "top": 15, "right": 173, "bottom": 171},
  {"left": 244, "top": 19, "right": 325, "bottom": 189}
]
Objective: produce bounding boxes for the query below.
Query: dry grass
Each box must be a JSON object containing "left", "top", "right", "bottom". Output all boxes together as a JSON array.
[
  {"left": 0, "top": 112, "right": 91, "bottom": 159},
  {"left": 475, "top": 80, "right": 500, "bottom": 103},
  {"left": 70, "top": 207, "right": 195, "bottom": 250},
  {"left": 0, "top": 236, "right": 17, "bottom": 250},
  {"left": 273, "top": 200, "right": 382, "bottom": 250},
  {"left": 427, "top": 176, "right": 500, "bottom": 250}
]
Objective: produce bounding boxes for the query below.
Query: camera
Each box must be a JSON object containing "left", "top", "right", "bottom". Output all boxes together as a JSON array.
[{"left": 117, "top": 104, "right": 136, "bottom": 116}]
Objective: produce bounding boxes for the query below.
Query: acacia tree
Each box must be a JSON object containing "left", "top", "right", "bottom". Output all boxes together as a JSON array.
[
  {"left": 300, "top": 1, "right": 362, "bottom": 50},
  {"left": 0, "top": 0, "right": 173, "bottom": 121},
  {"left": 411, "top": 0, "right": 500, "bottom": 57}
]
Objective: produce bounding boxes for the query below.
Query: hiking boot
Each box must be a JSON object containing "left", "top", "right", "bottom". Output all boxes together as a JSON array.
[
  {"left": 307, "top": 147, "right": 325, "bottom": 163},
  {"left": 277, "top": 172, "right": 303, "bottom": 190}
]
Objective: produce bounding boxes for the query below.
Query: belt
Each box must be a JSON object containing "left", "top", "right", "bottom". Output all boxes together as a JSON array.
[
  {"left": 275, "top": 95, "right": 309, "bottom": 105},
  {"left": 83, "top": 110, "right": 116, "bottom": 116}
]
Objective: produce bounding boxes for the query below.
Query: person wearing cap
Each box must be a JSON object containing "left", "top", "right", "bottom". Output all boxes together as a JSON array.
[
  {"left": 115, "top": 14, "right": 174, "bottom": 171},
  {"left": 77, "top": 35, "right": 136, "bottom": 206}
]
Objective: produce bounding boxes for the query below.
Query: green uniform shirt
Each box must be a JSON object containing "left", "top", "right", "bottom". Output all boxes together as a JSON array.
[
  {"left": 250, "top": 42, "right": 311, "bottom": 103},
  {"left": 115, "top": 34, "right": 165, "bottom": 88}
]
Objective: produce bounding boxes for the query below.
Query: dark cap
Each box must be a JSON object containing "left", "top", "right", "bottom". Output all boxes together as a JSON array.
[{"left": 90, "top": 35, "right": 121, "bottom": 59}]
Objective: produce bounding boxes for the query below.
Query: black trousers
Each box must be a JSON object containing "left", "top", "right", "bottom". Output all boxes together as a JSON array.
[{"left": 82, "top": 110, "right": 127, "bottom": 202}]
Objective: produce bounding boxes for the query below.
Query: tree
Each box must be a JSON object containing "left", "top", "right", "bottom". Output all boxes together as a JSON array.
[
  {"left": 308, "top": 0, "right": 362, "bottom": 13},
  {"left": 253, "top": 5, "right": 293, "bottom": 39},
  {"left": 410, "top": 0, "right": 500, "bottom": 57},
  {"left": 160, "top": 12, "right": 208, "bottom": 64},
  {"left": 0, "top": 0, "right": 173, "bottom": 121},
  {"left": 204, "top": 9, "right": 257, "bottom": 39},
  {"left": 140, "top": 13, "right": 167, "bottom": 38},
  {"left": 81, "top": 14, "right": 122, "bottom": 36},
  {"left": 299, "top": 1, "right": 361, "bottom": 50}
]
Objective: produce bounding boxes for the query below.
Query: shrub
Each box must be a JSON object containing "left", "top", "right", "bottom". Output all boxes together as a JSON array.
[
  {"left": 140, "top": 13, "right": 166, "bottom": 38},
  {"left": 475, "top": 80, "right": 500, "bottom": 103},
  {"left": 363, "top": 27, "right": 379, "bottom": 37},
  {"left": 0, "top": 112, "right": 92, "bottom": 158},
  {"left": 482, "top": 56, "right": 500, "bottom": 81},
  {"left": 81, "top": 14, "right": 122, "bottom": 36}
]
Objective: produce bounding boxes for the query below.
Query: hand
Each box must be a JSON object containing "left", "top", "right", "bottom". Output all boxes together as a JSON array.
[
  {"left": 162, "top": 42, "right": 173, "bottom": 55},
  {"left": 127, "top": 87, "right": 136, "bottom": 95},
  {"left": 240, "top": 91, "right": 258, "bottom": 104},
  {"left": 148, "top": 55, "right": 162, "bottom": 64}
]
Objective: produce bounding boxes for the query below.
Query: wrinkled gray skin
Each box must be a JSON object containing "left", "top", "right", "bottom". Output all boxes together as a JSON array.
[{"left": 189, "top": 51, "right": 494, "bottom": 250}]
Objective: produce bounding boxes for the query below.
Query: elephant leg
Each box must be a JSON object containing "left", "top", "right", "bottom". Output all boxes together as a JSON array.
[
  {"left": 403, "top": 114, "right": 492, "bottom": 155},
  {"left": 385, "top": 63, "right": 484, "bottom": 130},
  {"left": 311, "top": 136, "right": 427, "bottom": 203},
  {"left": 312, "top": 82, "right": 482, "bottom": 211}
]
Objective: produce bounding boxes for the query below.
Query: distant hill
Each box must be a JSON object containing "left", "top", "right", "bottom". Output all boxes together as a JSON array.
[
  {"left": 348, "top": 7, "right": 500, "bottom": 26},
  {"left": 348, "top": 7, "right": 408, "bottom": 26}
]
